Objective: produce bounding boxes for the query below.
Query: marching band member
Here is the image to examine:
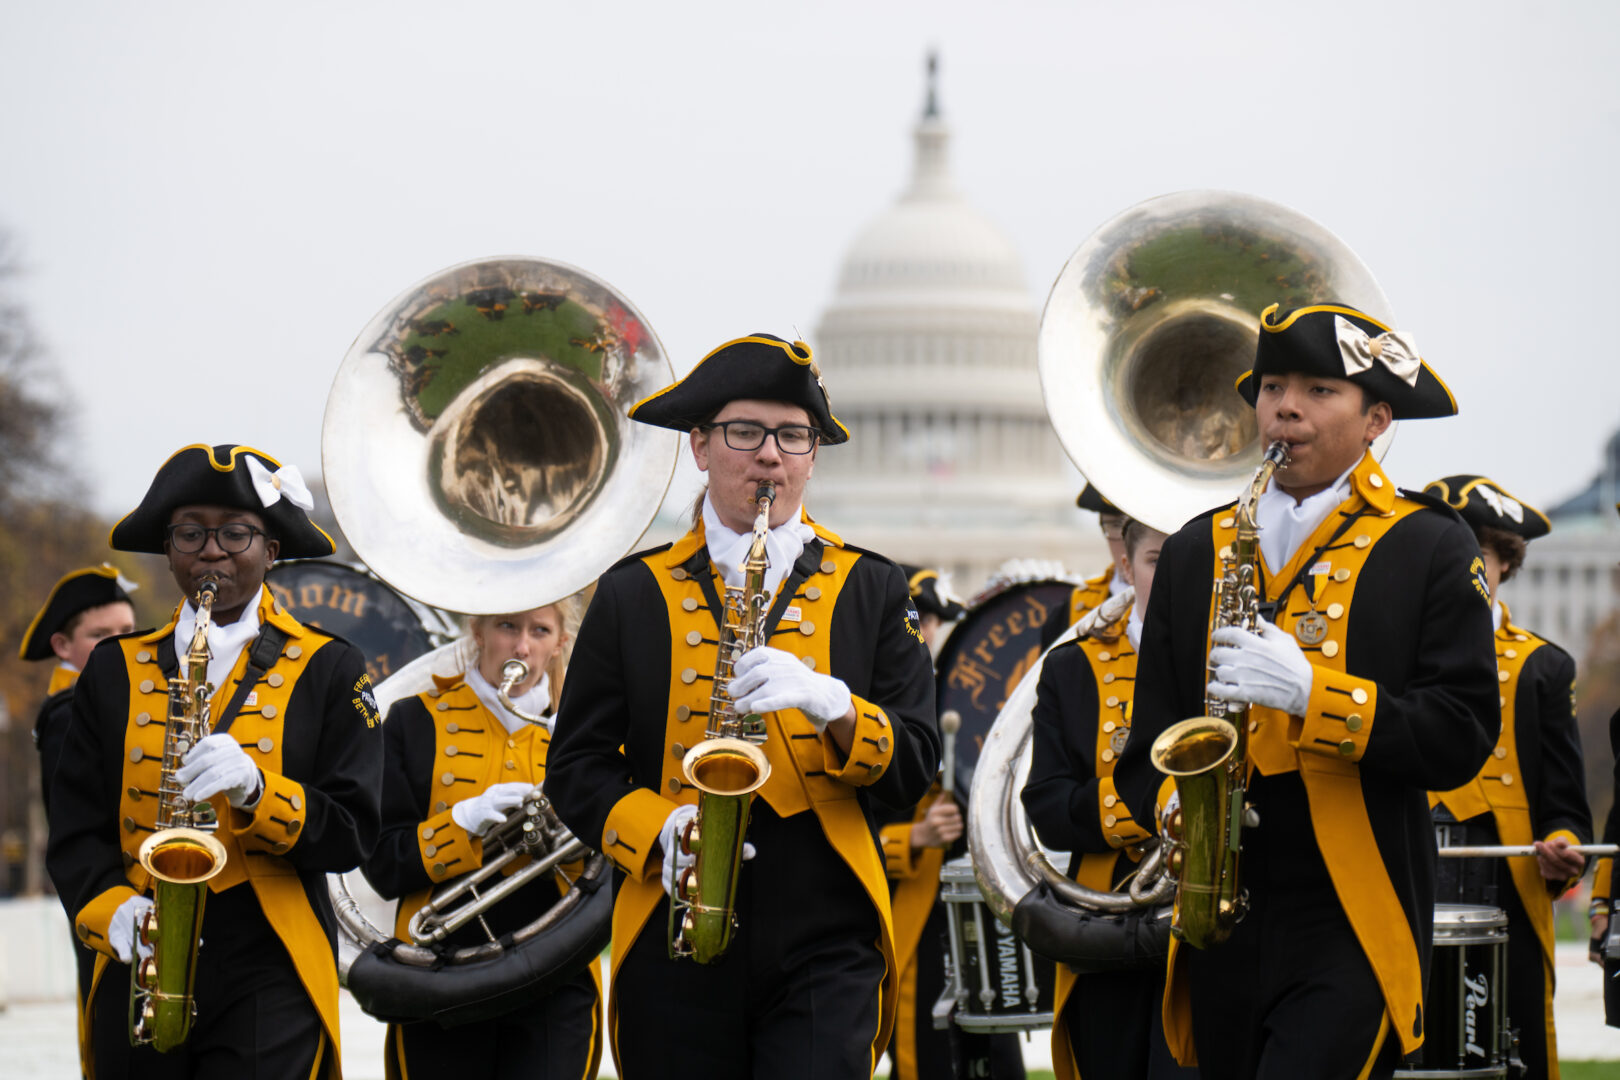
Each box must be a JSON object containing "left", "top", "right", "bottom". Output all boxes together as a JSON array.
[
  {"left": 1594, "top": 499, "right": 1620, "bottom": 1027},
  {"left": 879, "top": 567, "right": 1023, "bottom": 1080},
  {"left": 546, "top": 334, "right": 940, "bottom": 1079},
  {"left": 1422, "top": 475, "right": 1590, "bottom": 1080},
  {"left": 1023, "top": 519, "right": 1195, "bottom": 1080},
  {"left": 1040, "top": 484, "right": 1130, "bottom": 648},
  {"left": 363, "top": 596, "right": 602, "bottom": 1079},
  {"left": 23, "top": 565, "right": 138, "bottom": 807},
  {"left": 1116, "top": 305, "right": 1500, "bottom": 1079},
  {"left": 47, "top": 444, "right": 383, "bottom": 1080}
]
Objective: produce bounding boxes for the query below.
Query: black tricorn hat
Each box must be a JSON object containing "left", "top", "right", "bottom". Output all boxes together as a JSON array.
[
  {"left": 1075, "top": 483, "right": 1121, "bottom": 515},
  {"left": 19, "top": 564, "right": 136, "bottom": 661},
  {"left": 1423, "top": 475, "right": 1550, "bottom": 541},
  {"left": 1235, "top": 303, "right": 1457, "bottom": 420},
  {"left": 110, "top": 444, "right": 335, "bottom": 559},
  {"left": 903, "top": 565, "right": 966, "bottom": 622},
  {"left": 628, "top": 334, "right": 850, "bottom": 444}
]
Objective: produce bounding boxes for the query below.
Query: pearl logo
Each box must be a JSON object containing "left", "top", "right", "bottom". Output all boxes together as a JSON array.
[{"left": 1463, "top": 972, "right": 1489, "bottom": 1058}]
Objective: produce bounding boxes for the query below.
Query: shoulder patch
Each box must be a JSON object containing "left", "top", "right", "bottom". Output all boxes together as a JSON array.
[
  {"left": 1469, "top": 555, "right": 1491, "bottom": 603},
  {"left": 903, "top": 600, "right": 926, "bottom": 645},
  {"left": 352, "top": 672, "right": 380, "bottom": 728}
]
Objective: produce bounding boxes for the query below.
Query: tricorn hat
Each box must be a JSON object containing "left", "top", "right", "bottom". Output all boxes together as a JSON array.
[
  {"left": 903, "top": 565, "right": 966, "bottom": 622},
  {"left": 1075, "top": 483, "right": 1121, "bottom": 516},
  {"left": 1235, "top": 303, "right": 1457, "bottom": 420},
  {"left": 1422, "top": 475, "right": 1550, "bottom": 541},
  {"left": 110, "top": 444, "right": 334, "bottom": 559},
  {"left": 19, "top": 564, "right": 137, "bottom": 661},
  {"left": 629, "top": 334, "right": 849, "bottom": 444}
]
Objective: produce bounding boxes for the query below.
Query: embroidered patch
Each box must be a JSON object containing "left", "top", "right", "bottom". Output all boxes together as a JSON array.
[
  {"left": 1469, "top": 556, "right": 1491, "bottom": 603},
  {"left": 353, "top": 674, "right": 380, "bottom": 728},
  {"left": 903, "top": 601, "right": 926, "bottom": 645}
]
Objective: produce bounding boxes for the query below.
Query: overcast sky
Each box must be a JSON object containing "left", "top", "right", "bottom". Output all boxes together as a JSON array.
[{"left": 3, "top": 1, "right": 1617, "bottom": 531}]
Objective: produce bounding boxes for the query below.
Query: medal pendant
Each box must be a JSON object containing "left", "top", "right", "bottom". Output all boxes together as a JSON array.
[
  {"left": 1294, "top": 612, "right": 1328, "bottom": 646},
  {"left": 1110, "top": 728, "right": 1129, "bottom": 755}
]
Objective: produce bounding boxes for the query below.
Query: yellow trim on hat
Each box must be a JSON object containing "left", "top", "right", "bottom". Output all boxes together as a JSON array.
[
  {"left": 1424, "top": 476, "right": 1551, "bottom": 533},
  {"left": 1260, "top": 302, "right": 1393, "bottom": 335},
  {"left": 19, "top": 564, "right": 124, "bottom": 660},
  {"left": 158, "top": 442, "right": 285, "bottom": 473},
  {"left": 629, "top": 336, "right": 833, "bottom": 431},
  {"left": 906, "top": 568, "right": 938, "bottom": 598}
]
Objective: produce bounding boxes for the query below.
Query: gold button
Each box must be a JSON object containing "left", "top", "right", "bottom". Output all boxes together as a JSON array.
[
  {"left": 1220, "top": 516, "right": 1236, "bottom": 529},
  {"left": 290, "top": 794, "right": 302, "bottom": 810},
  {"left": 500, "top": 738, "right": 511, "bottom": 748},
  {"left": 1103, "top": 794, "right": 1117, "bottom": 807},
  {"left": 1500, "top": 773, "right": 1514, "bottom": 786},
  {"left": 1098, "top": 651, "right": 1112, "bottom": 662},
  {"left": 604, "top": 829, "right": 619, "bottom": 846},
  {"left": 1103, "top": 721, "right": 1116, "bottom": 733},
  {"left": 676, "top": 705, "right": 691, "bottom": 722},
  {"left": 135, "top": 712, "right": 152, "bottom": 726},
  {"left": 287, "top": 646, "right": 302, "bottom": 660},
  {"left": 1101, "top": 749, "right": 1115, "bottom": 763},
  {"left": 445, "top": 722, "right": 459, "bottom": 733},
  {"left": 1108, "top": 833, "right": 1122, "bottom": 846},
  {"left": 445, "top": 746, "right": 459, "bottom": 757},
  {"left": 682, "top": 598, "right": 699, "bottom": 612},
  {"left": 77, "top": 923, "right": 89, "bottom": 939},
  {"left": 441, "top": 772, "right": 456, "bottom": 786},
  {"left": 1351, "top": 688, "right": 1369, "bottom": 705},
  {"left": 1326, "top": 603, "right": 1344, "bottom": 619},
  {"left": 799, "top": 622, "right": 816, "bottom": 636},
  {"left": 681, "top": 668, "right": 698, "bottom": 684},
  {"left": 672, "top": 743, "right": 687, "bottom": 760},
  {"left": 432, "top": 862, "right": 446, "bottom": 876},
  {"left": 424, "top": 844, "right": 437, "bottom": 857},
  {"left": 869, "top": 763, "right": 883, "bottom": 776},
  {"left": 257, "top": 737, "right": 274, "bottom": 753},
  {"left": 1345, "top": 714, "right": 1363, "bottom": 732},
  {"left": 1249, "top": 720, "right": 1259, "bottom": 732},
  {"left": 1338, "top": 740, "right": 1356, "bottom": 757},
  {"left": 1353, "top": 535, "right": 1371, "bottom": 549},
  {"left": 1498, "top": 670, "right": 1510, "bottom": 683},
  {"left": 505, "top": 760, "right": 516, "bottom": 770},
  {"left": 877, "top": 736, "right": 891, "bottom": 752},
  {"left": 1514, "top": 634, "right": 1528, "bottom": 642},
  {"left": 129, "top": 747, "right": 144, "bottom": 763},
  {"left": 267, "top": 673, "right": 285, "bottom": 688},
  {"left": 433, "top": 801, "right": 448, "bottom": 814},
  {"left": 262, "top": 705, "right": 277, "bottom": 719},
  {"left": 1494, "top": 747, "right": 1507, "bottom": 759},
  {"left": 1334, "top": 569, "right": 1352, "bottom": 583},
  {"left": 1104, "top": 814, "right": 1118, "bottom": 827},
  {"left": 1504, "top": 649, "right": 1517, "bottom": 659},
  {"left": 668, "top": 778, "right": 682, "bottom": 794},
  {"left": 437, "top": 701, "right": 450, "bottom": 712},
  {"left": 1103, "top": 672, "right": 1116, "bottom": 684},
  {"left": 273, "top": 602, "right": 285, "bottom": 616},
  {"left": 687, "top": 630, "right": 703, "bottom": 646},
  {"left": 802, "top": 657, "right": 817, "bottom": 671},
  {"left": 1368, "top": 474, "right": 1384, "bottom": 489},
  {"left": 127, "top": 786, "right": 142, "bottom": 801},
  {"left": 140, "top": 679, "right": 155, "bottom": 694},
  {"left": 421, "top": 825, "right": 436, "bottom": 840},
  {"left": 1322, "top": 641, "right": 1340, "bottom": 658},
  {"left": 123, "top": 816, "right": 137, "bottom": 832},
  {"left": 670, "top": 567, "right": 688, "bottom": 581},
  {"left": 287, "top": 820, "right": 301, "bottom": 837},
  {"left": 806, "top": 586, "right": 822, "bottom": 601},
  {"left": 1106, "top": 696, "right": 1119, "bottom": 708},
  {"left": 136, "top": 650, "right": 152, "bottom": 663},
  {"left": 1219, "top": 545, "right": 1233, "bottom": 561},
  {"left": 820, "top": 560, "right": 836, "bottom": 574}
]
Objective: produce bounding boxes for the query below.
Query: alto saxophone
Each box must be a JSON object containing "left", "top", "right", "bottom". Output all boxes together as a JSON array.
[
  {"left": 668, "top": 481, "right": 776, "bottom": 963},
  {"left": 131, "top": 578, "right": 229, "bottom": 1051},
  {"left": 1149, "top": 440, "right": 1288, "bottom": 950}
]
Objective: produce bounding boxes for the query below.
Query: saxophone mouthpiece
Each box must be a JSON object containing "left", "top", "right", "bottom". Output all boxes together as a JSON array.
[
  {"left": 754, "top": 481, "right": 776, "bottom": 505},
  {"left": 197, "top": 577, "right": 220, "bottom": 602},
  {"left": 1264, "top": 440, "right": 1290, "bottom": 468}
]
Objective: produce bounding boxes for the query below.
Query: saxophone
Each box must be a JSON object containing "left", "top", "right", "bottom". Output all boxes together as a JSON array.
[
  {"left": 130, "top": 578, "right": 229, "bottom": 1050},
  {"left": 668, "top": 481, "right": 775, "bottom": 963},
  {"left": 1149, "top": 440, "right": 1288, "bottom": 949}
]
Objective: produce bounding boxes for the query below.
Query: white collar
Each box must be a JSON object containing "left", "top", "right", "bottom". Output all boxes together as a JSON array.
[
  {"left": 466, "top": 664, "right": 553, "bottom": 734},
  {"left": 1492, "top": 600, "right": 1503, "bottom": 633},
  {"left": 1255, "top": 461, "right": 1359, "bottom": 572},
  {"left": 174, "top": 586, "right": 264, "bottom": 692},
  {"left": 702, "top": 491, "right": 817, "bottom": 597},
  {"left": 1125, "top": 605, "right": 1144, "bottom": 651}
]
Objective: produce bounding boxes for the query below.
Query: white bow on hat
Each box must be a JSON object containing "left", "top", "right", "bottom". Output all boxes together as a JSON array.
[
  {"left": 1334, "top": 315, "right": 1422, "bottom": 387},
  {"left": 244, "top": 457, "right": 315, "bottom": 513},
  {"left": 1477, "top": 484, "right": 1525, "bottom": 524}
]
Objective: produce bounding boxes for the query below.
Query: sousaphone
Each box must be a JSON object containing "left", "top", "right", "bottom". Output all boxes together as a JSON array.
[{"left": 323, "top": 256, "right": 680, "bottom": 1025}]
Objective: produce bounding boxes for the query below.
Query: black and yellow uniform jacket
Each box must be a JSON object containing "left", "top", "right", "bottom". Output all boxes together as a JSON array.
[
  {"left": 46, "top": 588, "right": 383, "bottom": 1078},
  {"left": 1595, "top": 708, "right": 1619, "bottom": 925},
  {"left": 546, "top": 510, "right": 940, "bottom": 1068},
  {"left": 35, "top": 664, "right": 79, "bottom": 808},
  {"left": 363, "top": 674, "right": 603, "bottom": 1077},
  {"left": 1023, "top": 613, "right": 1154, "bottom": 1080},
  {"left": 1116, "top": 451, "right": 1501, "bottom": 1065}
]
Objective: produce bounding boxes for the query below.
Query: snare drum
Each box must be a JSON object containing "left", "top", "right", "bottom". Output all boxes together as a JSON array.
[
  {"left": 938, "top": 855, "right": 1053, "bottom": 1033},
  {"left": 1394, "top": 904, "right": 1510, "bottom": 1079}
]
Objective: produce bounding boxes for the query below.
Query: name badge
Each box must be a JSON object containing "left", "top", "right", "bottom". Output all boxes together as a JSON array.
[
  {"left": 1309, "top": 561, "right": 1332, "bottom": 577},
  {"left": 244, "top": 691, "right": 258, "bottom": 708},
  {"left": 781, "top": 605, "right": 802, "bottom": 623}
]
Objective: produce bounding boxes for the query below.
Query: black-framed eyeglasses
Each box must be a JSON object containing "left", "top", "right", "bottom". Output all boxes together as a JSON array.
[
  {"left": 703, "top": 420, "right": 819, "bottom": 455},
  {"left": 166, "top": 523, "right": 267, "bottom": 554}
]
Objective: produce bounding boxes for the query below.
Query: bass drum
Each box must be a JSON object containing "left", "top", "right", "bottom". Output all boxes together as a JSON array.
[{"left": 265, "top": 560, "right": 451, "bottom": 684}]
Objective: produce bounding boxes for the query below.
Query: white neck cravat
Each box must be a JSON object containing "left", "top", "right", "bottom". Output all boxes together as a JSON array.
[
  {"left": 702, "top": 492, "right": 816, "bottom": 598},
  {"left": 174, "top": 587, "right": 263, "bottom": 692},
  {"left": 1255, "top": 462, "right": 1359, "bottom": 572},
  {"left": 1125, "top": 606, "right": 1144, "bottom": 651},
  {"left": 467, "top": 664, "right": 553, "bottom": 734},
  {"left": 1492, "top": 600, "right": 1504, "bottom": 633}
]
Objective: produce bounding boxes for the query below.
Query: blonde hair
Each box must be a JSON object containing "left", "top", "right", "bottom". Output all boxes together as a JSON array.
[{"left": 469, "top": 591, "right": 585, "bottom": 701}]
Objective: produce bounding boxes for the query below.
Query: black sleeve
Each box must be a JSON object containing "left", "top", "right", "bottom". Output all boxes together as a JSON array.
[
  {"left": 361, "top": 696, "right": 440, "bottom": 900},
  {"left": 1607, "top": 708, "right": 1620, "bottom": 845},
  {"left": 34, "top": 691, "right": 75, "bottom": 812},
  {"left": 1037, "top": 590, "right": 1077, "bottom": 649},
  {"left": 1520, "top": 644, "right": 1591, "bottom": 845},
  {"left": 1021, "top": 644, "right": 1108, "bottom": 854},
  {"left": 46, "top": 643, "right": 131, "bottom": 920}
]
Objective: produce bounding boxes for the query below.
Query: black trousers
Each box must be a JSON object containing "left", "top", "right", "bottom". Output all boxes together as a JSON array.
[
  {"left": 1185, "top": 883, "right": 1398, "bottom": 1080},
  {"left": 89, "top": 886, "right": 325, "bottom": 1080},
  {"left": 887, "top": 898, "right": 1024, "bottom": 1080},
  {"left": 1499, "top": 880, "right": 1552, "bottom": 1080},
  {"left": 614, "top": 803, "right": 887, "bottom": 1080},
  {"left": 388, "top": 961, "right": 601, "bottom": 1080},
  {"left": 1063, "top": 964, "right": 1195, "bottom": 1080}
]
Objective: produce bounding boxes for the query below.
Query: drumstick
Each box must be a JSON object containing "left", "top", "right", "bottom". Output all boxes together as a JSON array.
[
  {"left": 939, "top": 710, "right": 960, "bottom": 798},
  {"left": 1438, "top": 844, "right": 1618, "bottom": 858}
]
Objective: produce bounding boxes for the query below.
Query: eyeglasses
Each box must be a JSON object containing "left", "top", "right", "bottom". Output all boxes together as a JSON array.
[
  {"left": 703, "top": 421, "right": 819, "bottom": 455},
  {"left": 166, "top": 523, "right": 267, "bottom": 554}
]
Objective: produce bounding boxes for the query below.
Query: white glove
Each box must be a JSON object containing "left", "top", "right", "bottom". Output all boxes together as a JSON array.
[
  {"left": 109, "top": 894, "right": 155, "bottom": 965},
  {"left": 1206, "top": 621, "right": 1314, "bottom": 716},
  {"left": 729, "top": 646, "right": 853, "bottom": 731},
  {"left": 177, "top": 733, "right": 263, "bottom": 809},
  {"left": 451, "top": 781, "right": 533, "bottom": 837},
  {"left": 658, "top": 804, "right": 755, "bottom": 897}
]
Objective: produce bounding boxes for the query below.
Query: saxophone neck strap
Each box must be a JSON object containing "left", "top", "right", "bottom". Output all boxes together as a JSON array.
[
  {"left": 1255, "top": 506, "right": 1375, "bottom": 625},
  {"left": 211, "top": 624, "right": 291, "bottom": 736},
  {"left": 690, "top": 539, "right": 826, "bottom": 640}
]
